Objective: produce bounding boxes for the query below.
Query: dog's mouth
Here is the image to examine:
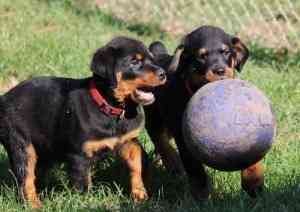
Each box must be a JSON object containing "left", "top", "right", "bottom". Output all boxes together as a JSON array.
[
  {"left": 131, "top": 87, "right": 155, "bottom": 105},
  {"left": 216, "top": 75, "right": 229, "bottom": 80}
]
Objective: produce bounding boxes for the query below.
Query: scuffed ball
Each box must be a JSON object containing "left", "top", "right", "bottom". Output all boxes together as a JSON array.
[{"left": 182, "top": 79, "right": 276, "bottom": 171}]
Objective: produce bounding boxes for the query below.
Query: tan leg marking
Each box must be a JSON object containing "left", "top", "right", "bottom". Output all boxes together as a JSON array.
[
  {"left": 86, "top": 167, "right": 92, "bottom": 191},
  {"left": 153, "top": 129, "right": 184, "bottom": 174},
  {"left": 82, "top": 127, "right": 143, "bottom": 194},
  {"left": 118, "top": 139, "right": 148, "bottom": 202},
  {"left": 24, "top": 143, "right": 42, "bottom": 209},
  {"left": 241, "top": 161, "right": 264, "bottom": 196}
]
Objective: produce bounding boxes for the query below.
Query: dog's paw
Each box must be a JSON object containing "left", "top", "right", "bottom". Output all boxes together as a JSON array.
[
  {"left": 29, "top": 199, "right": 42, "bottom": 209},
  {"left": 242, "top": 183, "right": 264, "bottom": 198},
  {"left": 132, "top": 187, "right": 148, "bottom": 203}
]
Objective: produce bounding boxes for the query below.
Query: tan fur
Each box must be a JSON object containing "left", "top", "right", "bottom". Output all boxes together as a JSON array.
[
  {"left": 118, "top": 139, "right": 148, "bottom": 202},
  {"left": 198, "top": 48, "right": 208, "bottom": 56},
  {"left": 24, "top": 144, "right": 42, "bottom": 209},
  {"left": 168, "top": 46, "right": 184, "bottom": 73},
  {"left": 135, "top": 53, "right": 143, "bottom": 60},
  {"left": 230, "top": 57, "right": 236, "bottom": 69},
  {"left": 114, "top": 72, "right": 164, "bottom": 102},
  {"left": 205, "top": 68, "right": 234, "bottom": 82},
  {"left": 82, "top": 127, "right": 142, "bottom": 158},
  {"left": 82, "top": 126, "right": 147, "bottom": 202},
  {"left": 241, "top": 161, "right": 264, "bottom": 192},
  {"left": 153, "top": 128, "right": 184, "bottom": 174},
  {"left": 86, "top": 167, "right": 92, "bottom": 191}
]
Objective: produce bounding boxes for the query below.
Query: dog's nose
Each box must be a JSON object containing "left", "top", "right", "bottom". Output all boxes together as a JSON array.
[
  {"left": 157, "top": 68, "right": 166, "bottom": 81},
  {"left": 214, "top": 68, "right": 225, "bottom": 75}
]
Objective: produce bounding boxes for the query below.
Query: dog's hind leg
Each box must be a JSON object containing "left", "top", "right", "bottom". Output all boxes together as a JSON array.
[{"left": 8, "top": 142, "right": 41, "bottom": 208}]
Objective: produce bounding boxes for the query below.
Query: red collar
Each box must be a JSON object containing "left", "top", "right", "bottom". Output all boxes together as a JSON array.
[{"left": 89, "top": 79, "right": 125, "bottom": 118}]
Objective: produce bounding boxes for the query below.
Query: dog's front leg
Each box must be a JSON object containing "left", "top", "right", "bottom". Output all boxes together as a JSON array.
[
  {"left": 118, "top": 139, "right": 149, "bottom": 202},
  {"left": 241, "top": 161, "right": 264, "bottom": 197},
  {"left": 67, "top": 153, "right": 92, "bottom": 192},
  {"left": 175, "top": 134, "right": 212, "bottom": 200}
]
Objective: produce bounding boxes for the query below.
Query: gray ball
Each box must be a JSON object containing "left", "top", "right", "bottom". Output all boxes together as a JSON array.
[{"left": 182, "top": 79, "right": 276, "bottom": 171}]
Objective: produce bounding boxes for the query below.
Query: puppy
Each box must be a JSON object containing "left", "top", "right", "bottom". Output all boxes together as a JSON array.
[
  {"left": 0, "top": 36, "right": 166, "bottom": 208},
  {"left": 145, "top": 26, "right": 264, "bottom": 199}
]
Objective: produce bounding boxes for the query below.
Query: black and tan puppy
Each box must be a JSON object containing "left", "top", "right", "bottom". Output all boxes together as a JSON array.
[
  {"left": 0, "top": 37, "right": 166, "bottom": 208},
  {"left": 145, "top": 26, "right": 264, "bottom": 199}
]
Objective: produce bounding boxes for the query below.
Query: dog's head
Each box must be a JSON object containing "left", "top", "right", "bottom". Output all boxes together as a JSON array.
[
  {"left": 91, "top": 37, "right": 166, "bottom": 105},
  {"left": 177, "top": 25, "right": 249, "bottom": 92}
]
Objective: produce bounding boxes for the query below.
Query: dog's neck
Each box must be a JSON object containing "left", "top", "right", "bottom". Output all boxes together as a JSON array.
[
  {"left": 92, "top": 75, "right": 124, "bottom": 108},
  {"left": 91, "top": 76, "right": 139, "bottom": 118}
]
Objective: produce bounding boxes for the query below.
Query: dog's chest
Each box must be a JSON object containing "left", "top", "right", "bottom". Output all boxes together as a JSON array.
[
  {"left": 63, "top": 94, "right": 145, "bottom": 156},
  {"left": 81, "top": 107, "right": 145, "bottom": 158}
]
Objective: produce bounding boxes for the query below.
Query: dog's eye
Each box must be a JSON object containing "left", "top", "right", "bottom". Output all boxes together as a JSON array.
[
  {"left": 221, "top": 49, "right": 231, "bottom": 56},
  {"left": 129, "top": 58, "right": 142, "bottom": 70},
  {"left": 199, "top": 53, "right": 208, "bottom": 60},
  {"left": 130, "top": 59, "right": 142, "bottom": 66}
]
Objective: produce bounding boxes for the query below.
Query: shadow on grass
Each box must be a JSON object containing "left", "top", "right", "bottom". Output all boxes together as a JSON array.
[
  {"left": 87, "top": 162, "right": 300, "bottom": 212},
  {"left": 249, "top": 43, "right": 300, "bottom": 70},
  {"left": 91, "top": 154, "right": 188, "bottom": 200}
]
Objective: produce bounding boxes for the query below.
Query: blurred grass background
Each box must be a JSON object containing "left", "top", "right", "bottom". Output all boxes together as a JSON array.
[
  {"left": 97, "top": 0, "right": 300, "bottom": 50},
  {"left": 0, "top": 0, "right": 299, "bottom": 211}
]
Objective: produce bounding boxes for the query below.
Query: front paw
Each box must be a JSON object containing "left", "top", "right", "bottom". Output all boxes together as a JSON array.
[
  {"left": 242, "top": 182, "right": 264, "bottom": 198},
  {"left": 132, "top": 187, "right": 149, "bottom": 203},
  {"left": 30, "top": 199, "right": 43, "bottom": 209},
  {"left": 189, "top": 176, "right": 212, "bottom": 201}
]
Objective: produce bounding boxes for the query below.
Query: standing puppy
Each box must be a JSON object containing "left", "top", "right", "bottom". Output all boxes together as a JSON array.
[
  {"left": 0, "top": 37, "right": 166, "bottom": 208},
  {"left": 145, "top": 26, "right": 263, "bottom": 199}
]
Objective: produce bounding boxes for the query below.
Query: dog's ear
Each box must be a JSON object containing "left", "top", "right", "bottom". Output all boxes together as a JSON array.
[
  {"left": 149, "top": 41, "right": 184, "bottom": 74},
  {"left": 168, "top": 43, "right": 184, "bottom": 73},
  {"left": 149, "top": 41, "right": 168, "bottom": 57},
  {"left": 90, "top": 46, "right": 117, "bottom": 88},
  {"left": 231, "top": 37, "right": 249, "bottom": 72}
]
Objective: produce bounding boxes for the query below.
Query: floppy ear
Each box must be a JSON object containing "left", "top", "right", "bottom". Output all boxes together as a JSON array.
[
  {"left": 149, "top": 41, "right": 184, "bottom": 74},
  {"left": 231, "top": 37, "right": 249, "bottom": 72},
  {"left": 168, "top": 43, "right": 184, "bottom": 73},
  {"left": 90, "top": 46, "right": 117, "bottom": 88}
]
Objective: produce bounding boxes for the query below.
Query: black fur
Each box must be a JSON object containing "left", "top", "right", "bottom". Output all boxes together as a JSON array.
[
  {"left": 144, "top": 26, "right": 256, "bottom": 200},
  {"left": 0, "top": 36, "right": 165, "bottom": 207}
]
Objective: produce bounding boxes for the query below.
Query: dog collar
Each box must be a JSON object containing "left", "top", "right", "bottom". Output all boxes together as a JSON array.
[{"left": 89, "top": 79, "right": 125, "bottom": 118}]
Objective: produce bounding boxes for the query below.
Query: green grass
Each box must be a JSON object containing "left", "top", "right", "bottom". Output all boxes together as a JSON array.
[{"left": 0, "top": 0, "right": 300, "bottom": 211}]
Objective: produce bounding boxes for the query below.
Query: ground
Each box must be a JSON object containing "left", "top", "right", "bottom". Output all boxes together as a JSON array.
[{"left": 0, "top": 0, "right": 299, "bottom": 211}]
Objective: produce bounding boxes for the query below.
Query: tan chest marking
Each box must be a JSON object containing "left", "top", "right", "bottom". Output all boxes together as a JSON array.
[{"left": 82, "top": 127, "right": 142, "bottom": 158}]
